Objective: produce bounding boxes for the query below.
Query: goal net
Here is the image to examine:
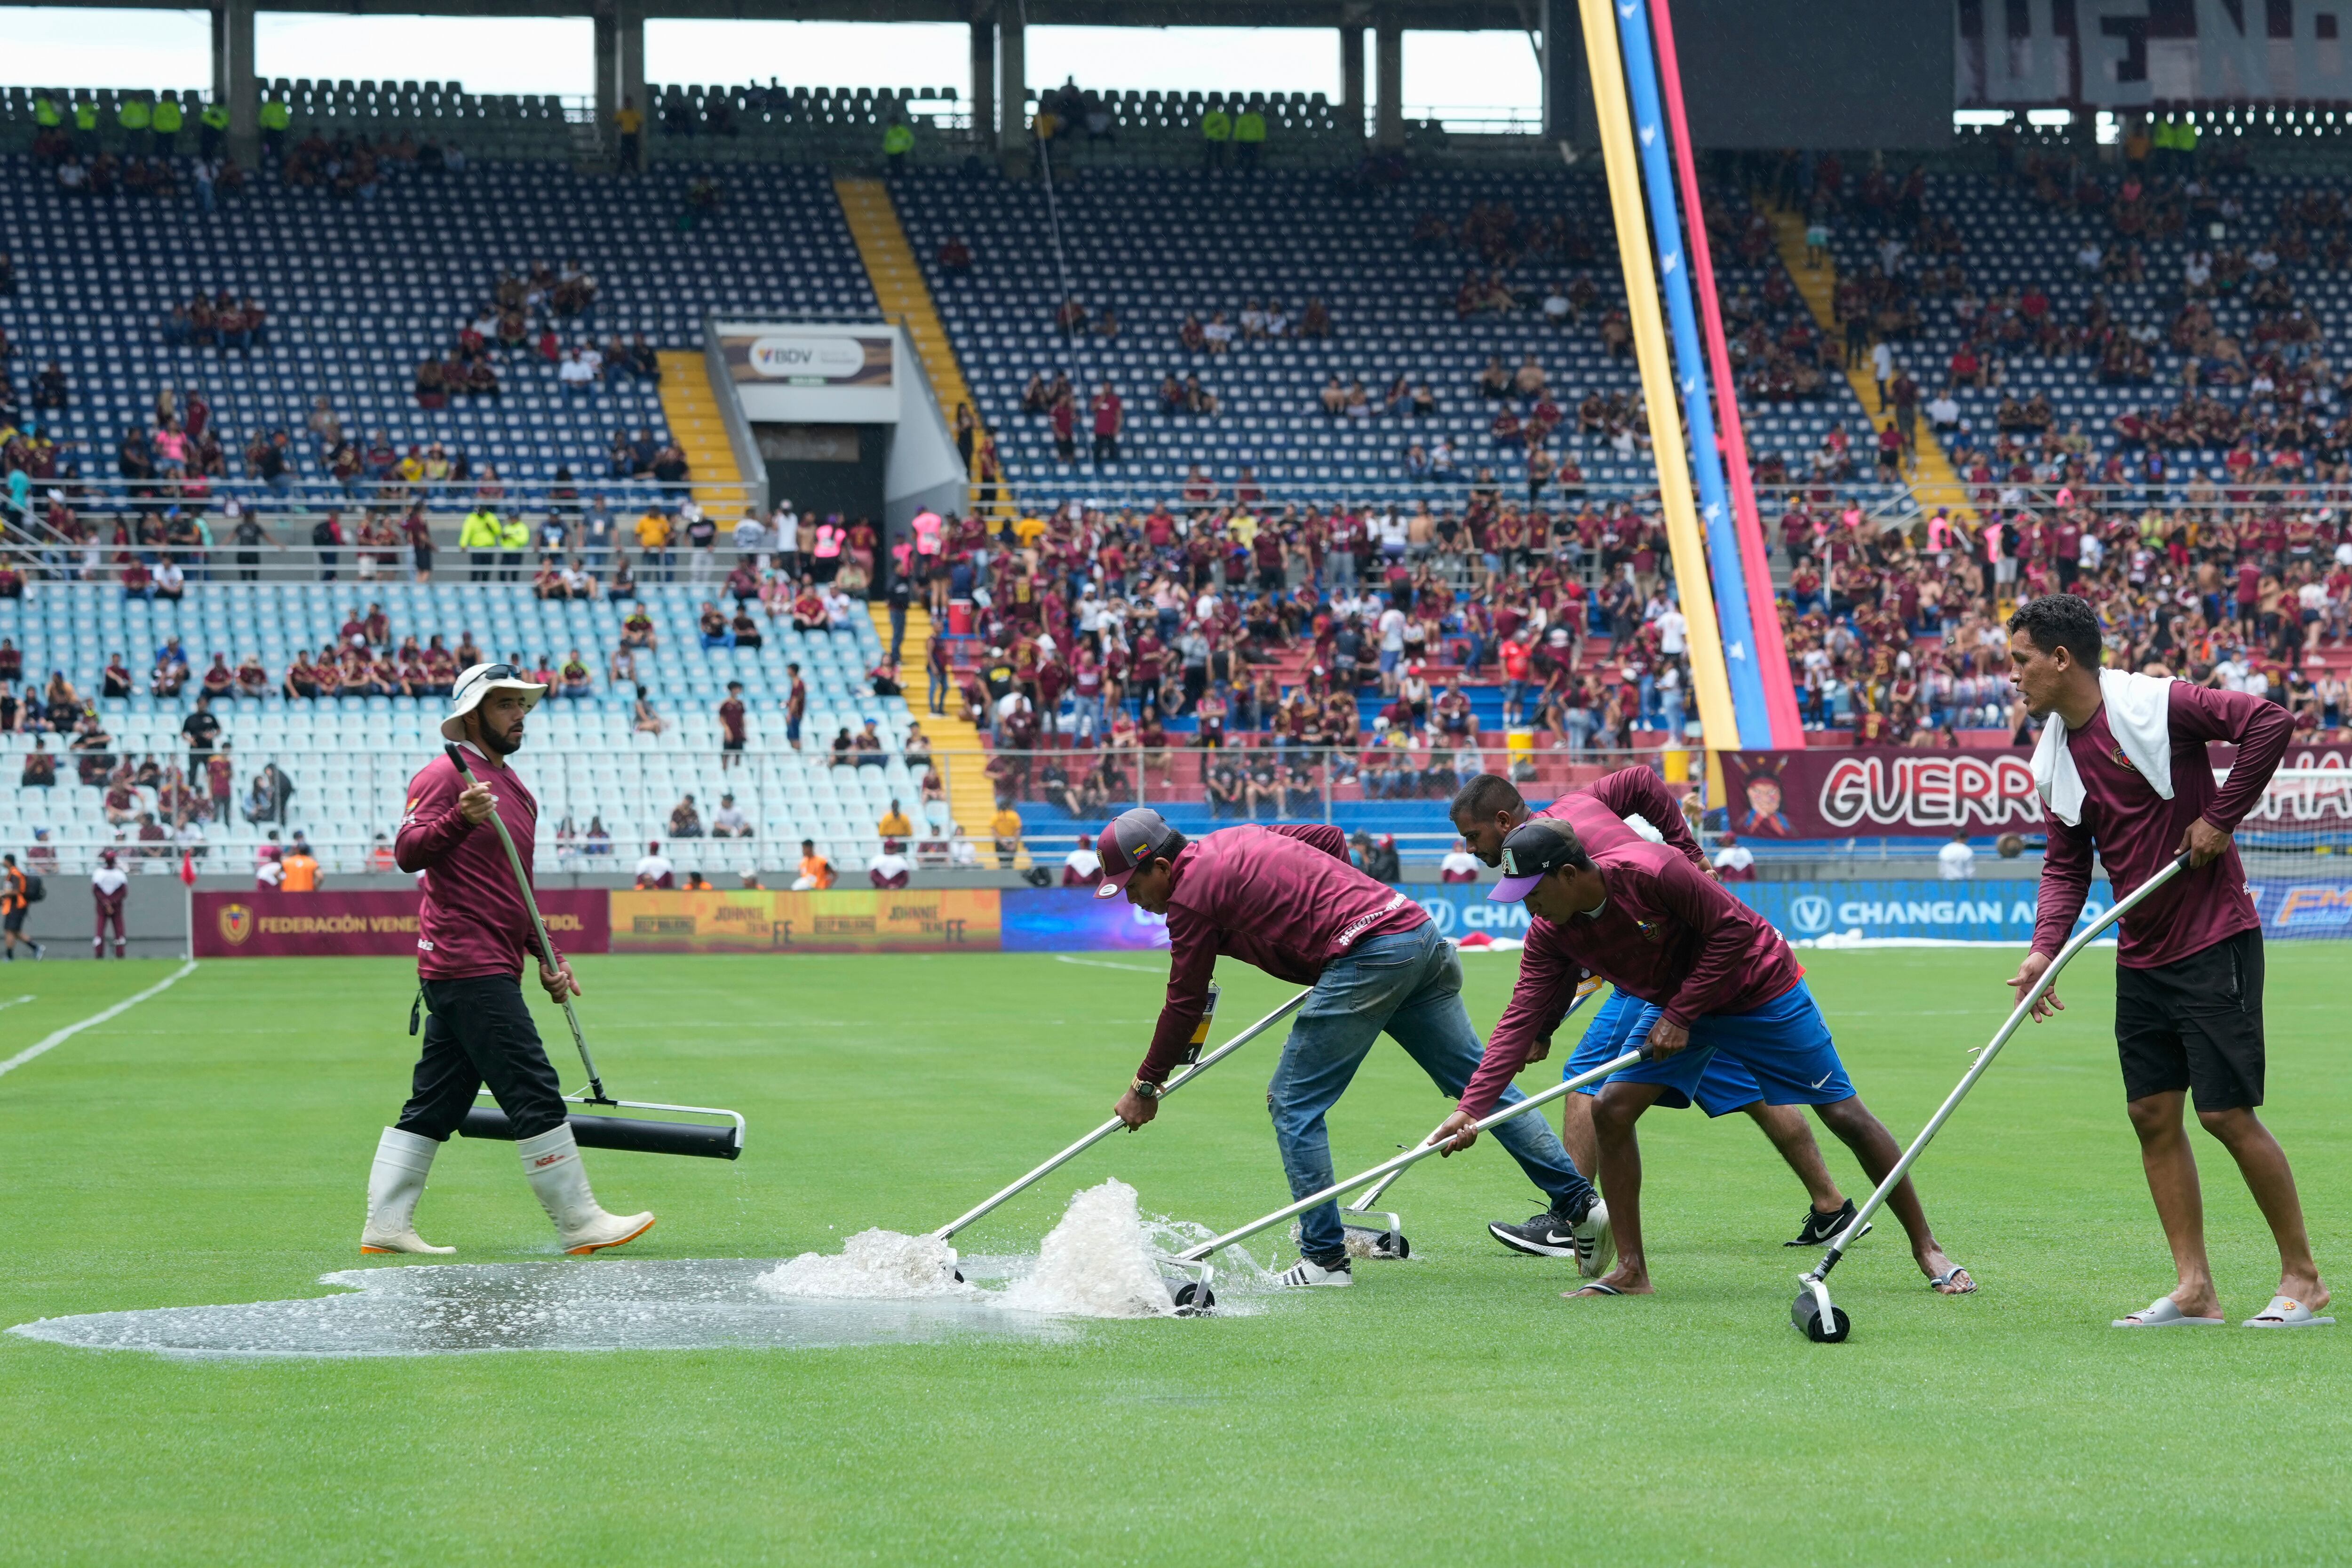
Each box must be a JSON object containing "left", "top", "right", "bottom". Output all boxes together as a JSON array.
[{"left": 2239, "top": 768, "right": 2352, "bottom": 939}]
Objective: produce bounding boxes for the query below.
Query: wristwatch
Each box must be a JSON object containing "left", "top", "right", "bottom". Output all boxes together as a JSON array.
[{"left": 1129, "top": 1078, "right": 1162, "bottom": 1101}]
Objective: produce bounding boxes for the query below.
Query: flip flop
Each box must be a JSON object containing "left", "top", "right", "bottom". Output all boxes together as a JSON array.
[
  {"left": 2242, "top": 1295, "right": 2336, "bottom": 1329},
  {"left": 1563, "top": 1281, "right": 1623, "bottom": 1299},
  {"left": 1927, "top": 1266, "right": 1977, "bottom": 1296},
  {"left": 2112, "top": 1297, "right": 2225, "bottom": 1328}
]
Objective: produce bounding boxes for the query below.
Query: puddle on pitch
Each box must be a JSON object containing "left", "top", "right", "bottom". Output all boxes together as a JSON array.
[
  {"left": 5, "top": 1258, "right": 1082, "bottom": 1360},
  {"left": 9, "top": 1181, "right": 1287, "bottom": 1361}
]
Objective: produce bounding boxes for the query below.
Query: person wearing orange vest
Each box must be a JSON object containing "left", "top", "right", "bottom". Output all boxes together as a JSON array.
[
  {"left": 793, "top": 839, "right": 835, "bottom": 891},
  {"left": 1, "top": 853, "right": 43, "bottom": 961},
  {"left": 281, "top": 846, "right": 321, "bottom": 891}
]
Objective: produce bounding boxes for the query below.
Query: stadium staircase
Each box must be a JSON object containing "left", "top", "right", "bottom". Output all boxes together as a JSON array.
[
  {"left": 873, "top": 600, "right": 1025, "bottom": 862},
  {"left": 832, "top": 176, "right": 989, "bottom": 515},
  {"left": 1767, "top": 203, "right": 1975, "bottom": 525},
  {"left": 654, "top": 350, "right": 748, "bottom": 520}
]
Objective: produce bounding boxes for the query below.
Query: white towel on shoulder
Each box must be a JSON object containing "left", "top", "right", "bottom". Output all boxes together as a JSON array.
[{"left": 2032, "top": 669, "right": 2176, "bottom": 827}]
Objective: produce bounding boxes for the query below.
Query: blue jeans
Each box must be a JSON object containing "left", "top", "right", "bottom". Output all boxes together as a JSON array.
[{"left": 1267, "top": 923, "right": 1594, "bottom": 1262}]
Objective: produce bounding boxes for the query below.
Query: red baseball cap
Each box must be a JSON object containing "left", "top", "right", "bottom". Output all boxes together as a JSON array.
[{"left": 1094, "top": 807, "right": 1184, "bottom": 899}]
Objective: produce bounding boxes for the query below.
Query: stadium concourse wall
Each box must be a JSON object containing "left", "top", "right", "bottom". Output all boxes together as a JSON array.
[{"left": 176, "top": 874, "right": 2352, "bottom": 960}]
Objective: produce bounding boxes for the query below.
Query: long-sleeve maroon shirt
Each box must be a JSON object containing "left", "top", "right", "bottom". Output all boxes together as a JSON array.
[
  {"left": 1456, "top": 769, "right": 1713, "bottom": 1117},
  {"left": 1457, "top": 838, "right": 1804, "bottom": 1117},
  {"left": 396, "top": 744, "right": 554, "bottom": 981},
  {"left": 2034, "top": 681, "right": 2291, "bottom": 969},
  {"left": 1136, "top": 822, "right": 1427, "bottom": 1084}
]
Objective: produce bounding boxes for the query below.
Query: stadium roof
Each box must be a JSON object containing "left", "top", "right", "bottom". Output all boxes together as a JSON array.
[{"left": 27, "top": 0, "right": 1532, "bottom": 27}]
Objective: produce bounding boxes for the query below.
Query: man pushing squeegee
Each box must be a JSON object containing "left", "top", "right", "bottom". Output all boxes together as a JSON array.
[{"left": 1088, "top": 809, "right": 1605, "bottom": 1288}]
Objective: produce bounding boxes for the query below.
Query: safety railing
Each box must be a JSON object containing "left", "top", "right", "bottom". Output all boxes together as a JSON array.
[
  {"left": 6, "top": 476, "right": 756, "bottom": 517},
  {"left": 3, "top": 738, "right": 1676, "bottom": 879}
]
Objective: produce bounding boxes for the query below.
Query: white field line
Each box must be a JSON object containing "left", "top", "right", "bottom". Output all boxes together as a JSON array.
[
  {"left": 1052, "top": 954, "right": 1165, "bottom": 973},
  {"left": 0, "top": 995, "right": 32, "bottom": 1013},
  {"left": 0, "top": 962, "right": 198, "bottom": 1082}
]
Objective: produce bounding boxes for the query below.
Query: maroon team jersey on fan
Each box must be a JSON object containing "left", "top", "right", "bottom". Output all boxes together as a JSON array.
[
  {"left": 1136, "top": 823, "right": 1427, "bottom": 1084},
  {"left": 2034, "top": 682, "right": 2291, "bottom": 969},
  {"left": 1454, "top": 768, "right": 1713, "bottom": 1117},
  {"left": 395, "top": 744, "right": 555, "bottom": 980}
]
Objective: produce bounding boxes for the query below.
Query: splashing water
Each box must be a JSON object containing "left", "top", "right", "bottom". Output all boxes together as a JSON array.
[
  {"left": 759, "top": 1228, "right": 968, "bottom": 1300},
  {"left": 996, "top": 1179, "right": 1176, "bottom": 1318},
  {"left": 755, "top": 1179, "right": 1281, "bottom": 1320}
]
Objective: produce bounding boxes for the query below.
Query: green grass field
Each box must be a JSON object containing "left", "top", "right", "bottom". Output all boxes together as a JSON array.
[{"left": 0, "top": 946, "right": 2345, "bottom": 1566}]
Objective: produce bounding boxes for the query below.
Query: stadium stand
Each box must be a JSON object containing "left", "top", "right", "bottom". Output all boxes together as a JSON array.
[
  {"left": 896, "top": 164, "right": 1878, "bottom": 500},
  {"left": 0, "top": 150, "right": 873, "bottom": 507},
  {"left": 0, "top": 579, "right": 913, "bottom": 874},
  {"left": 11, "top": 110, "right": 2352, "bottom": 884}
]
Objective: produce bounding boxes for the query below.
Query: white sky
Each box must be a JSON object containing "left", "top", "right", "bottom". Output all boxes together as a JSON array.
[{"left": 0, "top": 10, "right": 1541, "bottom": 114}]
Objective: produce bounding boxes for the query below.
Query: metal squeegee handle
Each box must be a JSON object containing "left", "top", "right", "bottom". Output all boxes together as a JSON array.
[
  {"left": 1180, "top": 1043, "right": 1651, "bottom": 1264},
  {"left": 443, "top": 743, "right": 609, "bottom": 1102},
  {"left": 1348, "top": 981, "right": 1607, "bottom": 1213},
  {"left": 930, "top": 988, "right": 1314, "bottom": 1242},
  {"left": 1807, "top": 852, "right": 2192, "bottom": 1282}
]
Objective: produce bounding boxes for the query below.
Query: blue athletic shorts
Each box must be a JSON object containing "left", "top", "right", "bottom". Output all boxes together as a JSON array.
[
  {"left": 1565, "top": 987, "right": 1768, "bottom": 1117},
  {"left": 1606, "top": 980, "right": 1854, "bottom": 1109}
]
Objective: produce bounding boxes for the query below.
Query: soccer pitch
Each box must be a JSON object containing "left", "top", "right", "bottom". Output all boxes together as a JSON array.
[{"left": 0, "top": 947, "right": 2345, "bottom": 1566}]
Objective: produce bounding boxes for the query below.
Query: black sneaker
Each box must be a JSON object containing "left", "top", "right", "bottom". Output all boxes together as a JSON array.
[
  {"left": 1487, "top": 1208, "right": 1585, "bottom": 1259},
  {"left": 1786, "top": 1199, "right": 1871, "bottom": 1249}
]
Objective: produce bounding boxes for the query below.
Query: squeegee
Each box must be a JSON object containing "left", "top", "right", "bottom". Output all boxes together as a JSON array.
[{"left": 443, "top": 744, "right": 744, "bottom": 1160}]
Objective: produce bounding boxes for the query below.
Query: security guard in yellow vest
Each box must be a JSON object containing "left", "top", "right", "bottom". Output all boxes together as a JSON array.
[
  {"left": 151, "top": 96, "right": 183, "bottom": 151},
  {"left": 497, "top": 512, "right": 531, "bottom": 582},
  {"left": 199, "top": 100, "right": 229, "bottom": 159},
  {"left": 72, "top": 98, "right": 100, "bottom": 153},
  {"left": 460, "top": 506, "right": 501, "bottom": 581},
  {"left": 1200, "top": 104, "right": 1231, "bottom": 168},
  {"left": 1234, "top": 104, "right": 1266, "bottom": 169},
  {"left": 259, "top": 96, "right": 291, "bottom": 159},
  {"left": 33, "top": 95, "right": 62, "bottom": 130},
  {"left": 882, "top": 119, "right": 914, "bottom": 175},
  {"left": 117, "top": 96, "right": 151, "bottom": 153}
]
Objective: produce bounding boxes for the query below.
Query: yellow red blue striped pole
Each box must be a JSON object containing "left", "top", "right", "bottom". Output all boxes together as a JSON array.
[{"left": 1576, "top": 0, "right": 1739, "bottom": 749}]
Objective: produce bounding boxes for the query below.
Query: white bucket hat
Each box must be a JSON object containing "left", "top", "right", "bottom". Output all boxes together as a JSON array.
[{"left": 440, "top": 661, "right": 549, "bottom": 740}]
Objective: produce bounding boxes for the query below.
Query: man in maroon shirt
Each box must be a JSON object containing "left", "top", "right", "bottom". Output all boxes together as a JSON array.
[
  {"left": 1098, "top": 807, "right": 1598, "bottom": 1288},
  {"left": 1446, "top": 773, "right": 1854, "bottom": 1260},
  {"left": 718, "top": 679, "right": 747, "bottom": 770},
  {"left": 2005, "top": 595, "right": 2327, "bottom": 1328},
  {"left": 360, "top": 662, "right": 653, "bottom": 1258},
  {"left": 1455, "top": 819, "right": 1973, "bottom": 1301}
]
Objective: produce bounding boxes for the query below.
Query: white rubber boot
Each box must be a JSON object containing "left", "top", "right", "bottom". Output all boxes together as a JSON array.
[
  {"left": 516, "top": 1125, "right": 655, "bottom": 1254},
  {"left": 360, "top": 1127, "right": 456, "bottom": 1255}
]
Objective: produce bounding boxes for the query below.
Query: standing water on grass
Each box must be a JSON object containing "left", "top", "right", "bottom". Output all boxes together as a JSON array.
[
  {"left": 11, "top": 1181, "right": 1276, "bottom": 1358},
  {"left": 759, "top": 1178, "right": 1277, "bottom": 1318}
]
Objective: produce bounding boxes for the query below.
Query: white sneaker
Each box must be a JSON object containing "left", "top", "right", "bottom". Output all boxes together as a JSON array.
[
  {"left": 360, "top": 1127, "right": 456, "bottom": 1255},
  {"left": 1276, "top": 1256, "right": 1352, "bottom": 1288},
  {"left": 516, "top": 1125, "right": 655, "bottom": 1254},
  {"left": 1575, "top": 1199, "right": 1614, "bottom": 1280}
]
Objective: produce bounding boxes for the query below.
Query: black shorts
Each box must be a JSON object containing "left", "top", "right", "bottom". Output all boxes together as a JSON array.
[
  {"left": 396, "top": 974, "right": 570, "bottom": 1142},
  {"left": 2114, "top": 926, "right": 2265, "bottom": 1113},
  {"left": 2, "top": 909, "right": 22, "bottom": 932}
]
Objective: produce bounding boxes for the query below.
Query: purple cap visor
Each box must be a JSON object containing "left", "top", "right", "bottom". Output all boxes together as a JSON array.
[
  {"left": 1487, "top": 820, "right": 1582, "bottom": 903},
  {"left": 1488, "top": 872, "right": 1546, "bottom": 903}
]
